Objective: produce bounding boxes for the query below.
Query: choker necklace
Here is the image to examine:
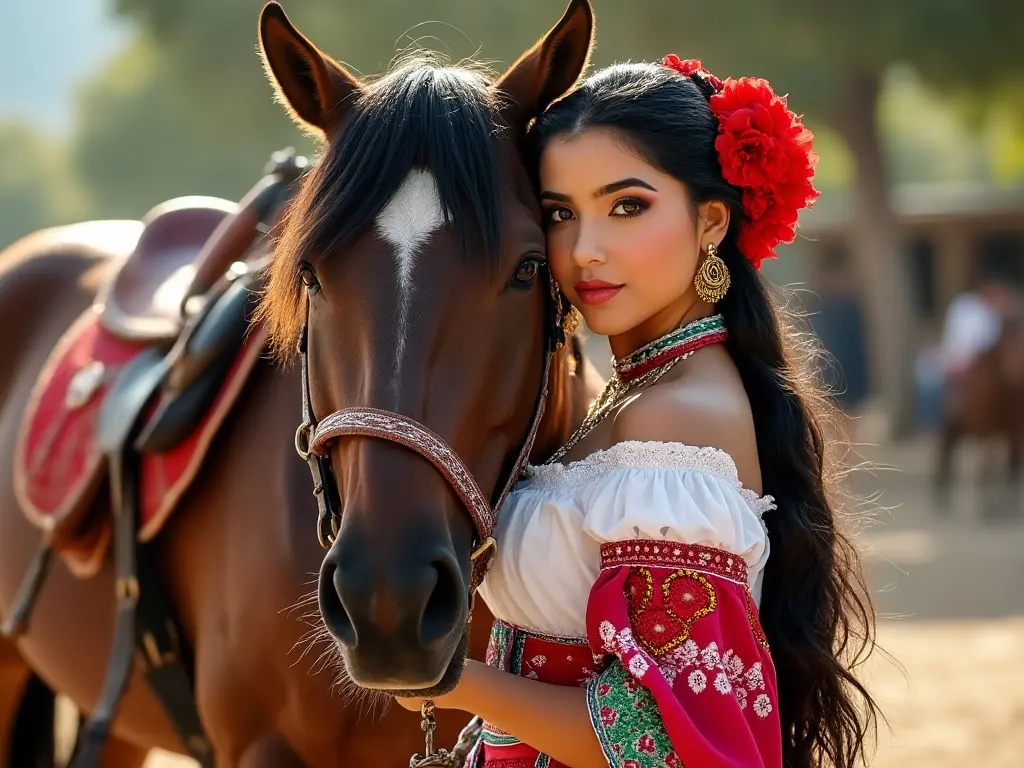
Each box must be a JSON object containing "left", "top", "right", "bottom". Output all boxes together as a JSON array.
[{"left": 546, "top": 314, "right": 727, "bottom": 465}]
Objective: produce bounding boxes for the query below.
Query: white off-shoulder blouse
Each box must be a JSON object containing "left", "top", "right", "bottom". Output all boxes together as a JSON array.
[{"left": 478, "top": 441, "right": 776, "bottom": 639}]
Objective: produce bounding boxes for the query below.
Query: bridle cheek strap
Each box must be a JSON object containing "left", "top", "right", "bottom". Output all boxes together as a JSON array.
[{"left": 297, "top": 270, "right": 561, "bottom": 594}]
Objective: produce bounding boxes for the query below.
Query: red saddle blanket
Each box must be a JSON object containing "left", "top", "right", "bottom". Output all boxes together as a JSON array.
[{"left": 14, "top": 307, "right": 267, "bottom": 577}]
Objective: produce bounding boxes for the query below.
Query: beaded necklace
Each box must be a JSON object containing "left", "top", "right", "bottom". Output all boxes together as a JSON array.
[{"left": 546, "top": 314, "right": 727, "bottom": 465}]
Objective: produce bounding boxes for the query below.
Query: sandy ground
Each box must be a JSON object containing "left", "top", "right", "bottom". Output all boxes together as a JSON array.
[{"left": 59, "top": 437, "right": 1024, "bottom": 766}]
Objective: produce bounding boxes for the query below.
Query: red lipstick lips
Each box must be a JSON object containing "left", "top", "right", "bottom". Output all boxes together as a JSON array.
[{"left": 574, "top": 279, "right": 623, "bottom": 305}]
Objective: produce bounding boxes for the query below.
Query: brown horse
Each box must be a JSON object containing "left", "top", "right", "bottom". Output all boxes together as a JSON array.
[
  {"left": 936, "top": 315, "right": 1024, "bottom": 513},
  {"left": 0, "top": 2, "right": 598, "bottom": 766}
]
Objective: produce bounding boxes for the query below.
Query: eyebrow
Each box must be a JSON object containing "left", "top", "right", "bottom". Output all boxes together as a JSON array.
[{"left": 540, "top": 177, "right": 659, "bottom": 203}]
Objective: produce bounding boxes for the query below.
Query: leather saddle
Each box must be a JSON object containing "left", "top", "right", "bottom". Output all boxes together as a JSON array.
[
  {"left": 2, "top": 149, "right": 311, "bottom": 768},
  {"left": 97, "top": 196, "right": 238, "bottom": 343},
  {"left": 95, "top": 149, "right": 308, "bottom": 453}
]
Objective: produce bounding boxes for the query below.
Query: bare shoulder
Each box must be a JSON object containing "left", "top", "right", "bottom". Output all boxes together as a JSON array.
[{"left": 611, "top": 350, "right": 762, "bottom": 493}]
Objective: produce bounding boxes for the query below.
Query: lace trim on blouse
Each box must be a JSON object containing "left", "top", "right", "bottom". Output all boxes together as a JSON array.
[{"left": 523, "top": 441, "right": 777, "bottom": 517}]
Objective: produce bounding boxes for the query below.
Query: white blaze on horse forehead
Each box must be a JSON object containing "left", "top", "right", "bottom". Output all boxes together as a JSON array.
[{"left": 374, "top": 169, "right": 447, "bottom": 396}]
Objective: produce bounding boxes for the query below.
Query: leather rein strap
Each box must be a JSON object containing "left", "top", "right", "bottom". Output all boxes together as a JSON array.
[{"left": 294, "top": 271, "right": 564, "bottom": 593}]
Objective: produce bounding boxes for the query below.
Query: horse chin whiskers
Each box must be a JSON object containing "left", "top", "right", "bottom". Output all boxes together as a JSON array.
[
  {"left": 332, "top": 664, "right": 392, "bottom": 723},
  {"left": 293, "top": 618, "right": 391, "bottom": 722}
]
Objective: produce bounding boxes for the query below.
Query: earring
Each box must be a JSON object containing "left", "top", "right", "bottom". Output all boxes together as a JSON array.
[
  {"left": 563, "top": 306, "right": 581, "bottom": 337},
  {"left": 694, "top": 242, "right": 730, "bottom": 303}
]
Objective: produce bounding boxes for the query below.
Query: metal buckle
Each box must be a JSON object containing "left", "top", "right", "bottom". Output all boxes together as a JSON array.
[
  {"left": 470, "top": 536, "right": 496, "bottom": 561},
  {"left": 294, "top": 422, "right": 312, "bottom": 461}
]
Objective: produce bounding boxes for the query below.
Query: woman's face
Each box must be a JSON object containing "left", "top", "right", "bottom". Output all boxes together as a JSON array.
[{"left": 540, "top": 127, "right": 720, "bottom": 342}]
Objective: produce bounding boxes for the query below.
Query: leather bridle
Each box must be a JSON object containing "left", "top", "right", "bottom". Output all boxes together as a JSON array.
[{"left": 293, "top": 269, "right": 566, "bottom": 593}]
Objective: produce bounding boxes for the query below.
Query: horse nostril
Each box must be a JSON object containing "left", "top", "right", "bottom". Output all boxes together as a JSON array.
[
  {"left": 418, "top": 555, "right": 461, "bottom": 646},
  {"left": 318, "top": 559, "right": 357, "bottom": 647}
]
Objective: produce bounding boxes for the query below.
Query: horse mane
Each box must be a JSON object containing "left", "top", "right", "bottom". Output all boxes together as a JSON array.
[{"left": 257, "top": 56, "right": 506, "bottom": 361}]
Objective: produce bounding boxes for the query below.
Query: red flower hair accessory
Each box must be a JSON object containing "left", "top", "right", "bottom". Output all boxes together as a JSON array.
[{"left": 662, "top": 54, "right": 820, "bottom": 269}]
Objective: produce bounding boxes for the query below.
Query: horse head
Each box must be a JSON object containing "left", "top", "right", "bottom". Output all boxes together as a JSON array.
[{"left": 256, "top": 1, "right": 594, "bottom": 696}]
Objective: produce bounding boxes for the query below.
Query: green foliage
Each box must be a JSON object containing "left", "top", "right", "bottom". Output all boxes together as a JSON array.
[
  {"left": 0, "top": 122, "right": 84, "bottom": 248},
  {"left": 61, "top": 0, "right": 1024, "bottom": 221}
]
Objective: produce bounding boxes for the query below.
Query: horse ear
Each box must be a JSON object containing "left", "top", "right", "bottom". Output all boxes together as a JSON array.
[
  {"left": 258, "top": 2, "right": 360, "bottom": 137},
  {"left": 495, "top": 0, "right": 595, "bottom": 130}
]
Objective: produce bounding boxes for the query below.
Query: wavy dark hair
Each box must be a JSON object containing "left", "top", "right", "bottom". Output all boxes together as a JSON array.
[{"left": 529, "top": 63, "right": 881, "bottom": 767}]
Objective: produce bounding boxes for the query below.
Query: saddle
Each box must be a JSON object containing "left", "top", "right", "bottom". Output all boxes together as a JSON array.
[
  {"left": 97, "top": 196, "right": 238, "bottom": 343},
  {"left": 4, "top": 148, "right": 311, "bottom": 768}
]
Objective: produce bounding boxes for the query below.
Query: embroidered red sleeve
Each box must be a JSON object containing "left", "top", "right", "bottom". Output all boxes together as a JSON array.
[{"left": 584, "top": 541, "right": 782, "bottom": 768}]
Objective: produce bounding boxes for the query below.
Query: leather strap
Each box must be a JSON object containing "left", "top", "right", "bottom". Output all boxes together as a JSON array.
[
  {"left": 68, "top": 448, "right": 141, "bottom": 768},
  {"left": 297, "top": 268, "right": 564, "bottom": 593},
  {"left": 310, "top": 408, "right": 496, "bottom": 544},
  {"left": 0, "top": 543, "right": 53, "bottom": 638},
  {"left": 71, "top": 398, "right": 214, "bottom": 768}
]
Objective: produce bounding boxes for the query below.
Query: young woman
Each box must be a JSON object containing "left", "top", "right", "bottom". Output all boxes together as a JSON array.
[{"left": 398, "top": 56, "right": 879, "bottom": 768}]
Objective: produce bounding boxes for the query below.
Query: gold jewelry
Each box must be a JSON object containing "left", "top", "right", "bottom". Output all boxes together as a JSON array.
[
  {"left": 563, "top": 306, "right": 581, "bottom": 337},
  {"left": 546, "top": 315, "right": 728, "bottom": 465},
  {"left": 546, "top": 362, "right": 678, "bottom": 465},
  {"left": 694, "top": 242, "right": 730, "bottom": 304}
]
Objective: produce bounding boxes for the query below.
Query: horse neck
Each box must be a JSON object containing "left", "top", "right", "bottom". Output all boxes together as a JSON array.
[{"left": 530, "top": 337, "right": 597, "bottom": 462}]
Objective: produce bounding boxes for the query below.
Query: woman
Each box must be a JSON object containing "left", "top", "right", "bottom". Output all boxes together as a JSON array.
[{"left": 398, "top": 56, "right": 879, "bottom": 768}]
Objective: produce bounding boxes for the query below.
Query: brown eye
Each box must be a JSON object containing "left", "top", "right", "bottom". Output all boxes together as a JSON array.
[
  {"left": 548, "top": 207, "right": 574, "bottom": 224},
  {"left": 514, "top": 258, "right": 542, "bottom": 285},
  {"left": 299, "top": 264, "right": 321, "bottom": 294},
  {"left": 611, "top": 198, "right": 647, "bottom": 217}
]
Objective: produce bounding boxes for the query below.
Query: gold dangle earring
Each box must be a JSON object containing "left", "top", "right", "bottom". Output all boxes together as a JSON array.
[
  {"left": 694, "top": 242, "right": 730, "bottom": 303},
  {"left": 563, "top": 306, "right": 581, "bottom": 338}
]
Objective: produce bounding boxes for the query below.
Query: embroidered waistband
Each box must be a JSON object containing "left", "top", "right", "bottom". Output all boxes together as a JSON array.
[{"left": 599, "top": 540, "right": 748, "bottom": 584}]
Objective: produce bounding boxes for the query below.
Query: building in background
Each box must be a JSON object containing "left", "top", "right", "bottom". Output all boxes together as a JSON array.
[{"left": 777, "top": 182, "right": 1024, "bottom": 435}]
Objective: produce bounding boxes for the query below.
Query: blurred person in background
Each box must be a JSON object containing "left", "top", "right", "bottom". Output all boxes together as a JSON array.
[{"left": 940, "top": 273, "right": 1018, "bottom": 392}]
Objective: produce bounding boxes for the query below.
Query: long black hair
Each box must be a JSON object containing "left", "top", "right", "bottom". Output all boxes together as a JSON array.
[{"left": 529, "top": 63, "right": 880, "bottom": 768}]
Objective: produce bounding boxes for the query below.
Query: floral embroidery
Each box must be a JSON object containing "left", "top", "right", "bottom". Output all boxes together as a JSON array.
[
  {"left": 624, "top": 634, "right": 771, "bottom": 712},
  {"left": 597, "top": 622, "right": 655, "bottom": 682},
  {"left": 753, "top": 693, "right": 774, "bottom": 719},
  {"left": 627, "top": 655, "right": 650, "bottom": 679},
  {"left": 688, "top": 669, "right": 707, "bottom": 693},
  {"left": 587, "top": 661, "right": 676, "bottom": 766},
  {"left": 625, "top": 567, "right": 718, "bottom": 655},
  {"left": 714, "top": 671, "right": 732, "bottom": 694}
]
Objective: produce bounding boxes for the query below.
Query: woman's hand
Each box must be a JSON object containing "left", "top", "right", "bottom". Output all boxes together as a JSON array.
[{"left": 393, "top": 660, "right": 483, "bottom": 712}]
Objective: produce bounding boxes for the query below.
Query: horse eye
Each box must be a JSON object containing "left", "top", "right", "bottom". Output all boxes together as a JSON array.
[
  {"left": 514, "top": 259, "right": 542, "bottom": 285},
  {"left": 299, "top": 264, "right": 321, "bottom": 294}
]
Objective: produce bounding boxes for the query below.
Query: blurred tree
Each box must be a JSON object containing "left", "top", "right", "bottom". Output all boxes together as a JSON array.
[{"left": 0, "top": 122, "right": 84, "bottom": 248}]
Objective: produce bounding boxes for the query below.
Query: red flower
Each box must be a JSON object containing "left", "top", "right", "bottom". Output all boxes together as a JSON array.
[
  {"left": 600, "top": 706, "right": 618, "bottom": 728},
  {"left": 662, "top": 54, "right": 724, "bottom": 91},
  {"left": 660, "top": 60, "right": 818, "bottom": 268},
  {"left": 597, "top": 682, "right": 612, "bottom": 697},
  {"left": 710, "top": 76, "right": 819, "bottom": 268},
  {"left": 665, "top": 753, "right": 683, "bottom": 767},
  {"left": 742, "top": 186, "right": 775, "bottom": 221}
]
